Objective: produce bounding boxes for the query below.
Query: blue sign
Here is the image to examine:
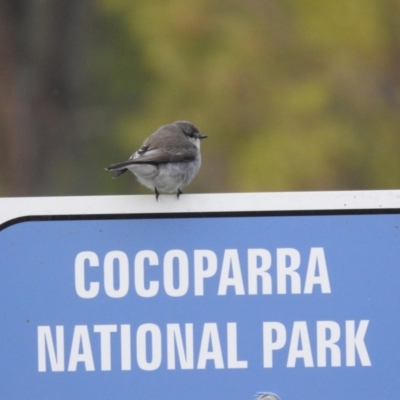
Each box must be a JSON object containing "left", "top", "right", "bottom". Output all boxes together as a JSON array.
[{"left": 1, "top": 212, "right": 400, "bottom": 399}]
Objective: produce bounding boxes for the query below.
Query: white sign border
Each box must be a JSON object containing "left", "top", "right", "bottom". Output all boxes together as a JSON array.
[{"left": 1, "top": 190, "right": 400, "bottom": 226}]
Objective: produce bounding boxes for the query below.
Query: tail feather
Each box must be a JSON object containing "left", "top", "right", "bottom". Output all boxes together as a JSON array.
[
  {"left": 106, "top": 158, "right": 142, "bottom": 178},
  {"left": 111, "top": 168, "right": 127, "bottom": 178},
  {"left": 105, "top": 164, "right": 128, "bottom": 178}
]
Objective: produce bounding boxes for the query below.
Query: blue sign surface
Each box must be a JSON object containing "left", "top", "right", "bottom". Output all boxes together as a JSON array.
[{"left": 1, "top": 213, "right": 400, "bottom": 399}]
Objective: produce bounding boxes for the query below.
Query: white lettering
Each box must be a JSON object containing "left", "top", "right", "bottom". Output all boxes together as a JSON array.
[
  {"left": 134, "top": 250, "right": 159, "bottom": 297},
  {"left": 164, "top": 250, "right": 189, "bottom": 297},
  {"left": 197, "top": 323, "right": 224, "bottom": 369},
  {"left": 93, "top": 324, "right": 118, "bottom": 371},
  {"left": 167, "top": 324, "right": 194, "bottom": 369},
  {"left": 277, "top": 248, "right": 301, "bottom": 294},
  {"left": 227, "top": 323, "right": 248, "bottom": 368},
  {"left": 194, "top": 250, "right": 218, "bottom": 295},
  {"left": 121, "top": 324, "right": 132, "bottom": 370},
  {"left": 38, "top": 326, "right": 65, "bottom": 372},
  {"left": 304, "top": 248, "right": 331, "bottom": 294},
  {"left": 248, "top": 249, "right": 272, "bottom": 295},
  {"left": 68, "top": 325, "right": 95, "bottom": 371},
  {"left": 263, "top": 322, "right": 286, "bottom": 368},
  {"left": 75, "top": 251, "right": 99, "bottom": 299},
  {"left": 73, "top": 247, "right": 333, "bottom": 298},
  {"left": 104, "top": 251, "right": 129, "bottom": 298},
  {"left": 218, "top": 250, "right": 245, "bottom": 295},
  {"left": 346, "top": 320, "right": 371, "bottom": 366},
  {"left": 317, "top": 321, "right": 341, "bottom": 367},
  {"left": 136, "top": 324, "right": 162, "bottom": 370},
  {"left": 287, "top": 321, "right": 314, "bottom": 367}
]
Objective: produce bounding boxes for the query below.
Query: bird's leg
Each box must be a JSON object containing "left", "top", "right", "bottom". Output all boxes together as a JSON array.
[
  {"left": 155, "top": 188, "right": 160, "bottom": 201},
  {"left": 177, "top": 189, "right": 182, "bottom": 199}
]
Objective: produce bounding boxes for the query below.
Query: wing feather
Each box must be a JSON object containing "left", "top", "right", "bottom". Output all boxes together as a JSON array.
[
  {"left": 106, "top": 123, "right": 198, "bottom": 172},
  {"left": 106, "top": 147, "right": 196, "bottom": 171}
]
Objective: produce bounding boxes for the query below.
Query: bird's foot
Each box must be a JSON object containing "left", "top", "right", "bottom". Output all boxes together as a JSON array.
[
  {"left": 177, "top": 189, "right": 182, "bottom": 199},
  {"left": 155, "top": 188, "right": 160, "bottom": 201}
]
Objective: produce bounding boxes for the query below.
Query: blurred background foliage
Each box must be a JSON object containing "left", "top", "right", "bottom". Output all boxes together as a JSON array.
[{"left": 0, "top": 0, "right": 399, "bottom": 196}]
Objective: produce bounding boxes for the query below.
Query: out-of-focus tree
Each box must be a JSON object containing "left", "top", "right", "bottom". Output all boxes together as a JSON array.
[
  {"left": 0, "top": 0, "right": 92, "bottom": 195},
  {"left": 1, "top": 0, "right": 400, "bottom": 196},
  {"left": 0, "top": 0, "right": 148, "bottom": 196},
  {"left": 98, "top": 0, "right": 400, "bottom": 193}
]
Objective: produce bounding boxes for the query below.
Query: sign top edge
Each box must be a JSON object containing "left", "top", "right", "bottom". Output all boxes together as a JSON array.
[{"left": 0, "top": 190, "right": 400, "bottom": 226}]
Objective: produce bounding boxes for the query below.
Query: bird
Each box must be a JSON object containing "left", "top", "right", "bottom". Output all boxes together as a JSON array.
[
  {"left": 105, "top": 121, "right": 207, "bottom": 200},
  {"left": 255, "top": 393, "right": 281, "bottom": 400}
]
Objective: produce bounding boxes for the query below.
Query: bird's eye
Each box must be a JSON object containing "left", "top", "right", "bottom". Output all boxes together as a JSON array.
[{"left": 187, "top": 128, "right": 198, "bottom": 137}]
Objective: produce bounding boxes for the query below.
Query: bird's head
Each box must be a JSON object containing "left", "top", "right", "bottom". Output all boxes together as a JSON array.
[{"left": 174, "top": 121, "right": 207, "bottom": 141}]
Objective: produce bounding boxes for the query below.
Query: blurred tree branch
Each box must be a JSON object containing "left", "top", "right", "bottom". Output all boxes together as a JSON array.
[
  {"left": 1, "top": 0, "right": 400, "bottom": 196},
  {"left": 0, "top": 0, "right": 90, "bottom": 195}
]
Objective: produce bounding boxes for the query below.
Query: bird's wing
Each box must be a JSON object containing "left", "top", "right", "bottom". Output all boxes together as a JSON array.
[
  {"left": 106, "top": 146, "right": 197, "bottom": 171},
  {"left": 131, "top": 146, "right": 197, "bottom": 163}
]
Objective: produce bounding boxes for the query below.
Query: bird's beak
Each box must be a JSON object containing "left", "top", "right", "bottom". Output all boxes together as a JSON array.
[{"left": 198, "top": 134, "right": 207, "bottom": 139}]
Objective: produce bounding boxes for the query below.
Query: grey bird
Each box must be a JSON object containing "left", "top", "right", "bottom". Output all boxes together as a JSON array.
[
  {"left": 105, "top": 121, "right": 207, "bottom": 200},
  {"left": 255, "top": 393, "right": 281, "bottom": 400}
]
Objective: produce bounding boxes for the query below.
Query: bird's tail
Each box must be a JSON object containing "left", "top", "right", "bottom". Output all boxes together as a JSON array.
[{"left": 105, "top": 164, "right": 128, "bottom": 179}]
